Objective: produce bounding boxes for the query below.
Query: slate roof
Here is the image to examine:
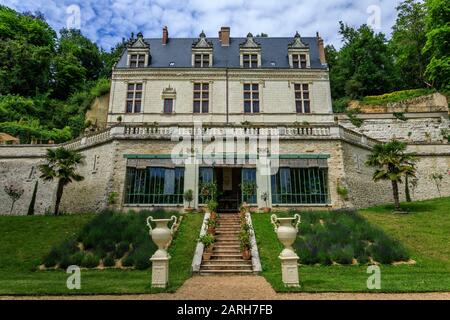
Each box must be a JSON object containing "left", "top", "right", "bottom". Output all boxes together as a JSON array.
[{"left": 116, "top": 37, "right": 326, "bottom": 69}]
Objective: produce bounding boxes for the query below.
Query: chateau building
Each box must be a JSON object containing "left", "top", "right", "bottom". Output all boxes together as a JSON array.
[
  {"left": 0, "top": 27, "right": 448, "bottom": 215},
  {"left": 108, "top": 27, "right": 336, "bottom": 212}
]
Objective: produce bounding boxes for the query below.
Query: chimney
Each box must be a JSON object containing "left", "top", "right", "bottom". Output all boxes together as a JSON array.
[
  {"left": 317, "top": 32, "right": 326, "bottom": 65},
  {"left": 162, "top": 26, "right": 169, "bottom": 45},
  {"left": 219, "top": 27, "right": 230, "bottom": 46}
]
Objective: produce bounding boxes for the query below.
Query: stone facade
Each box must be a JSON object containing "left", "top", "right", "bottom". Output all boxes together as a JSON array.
[
  {"left": 108, "top": 69, "right": 333, "bottom": 125},
  {"left": 339, "top": 114, "right": 449, "bottom": 143}
]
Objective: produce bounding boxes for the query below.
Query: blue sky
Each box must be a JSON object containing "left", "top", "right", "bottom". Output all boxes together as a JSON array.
[{"left": 1, "top": 0, "right": 403, "bottom": 50}]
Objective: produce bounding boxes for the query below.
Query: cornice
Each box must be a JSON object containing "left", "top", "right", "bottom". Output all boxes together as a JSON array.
[{"left": 112, "top": 68, "right": 330, "bottom": 81}]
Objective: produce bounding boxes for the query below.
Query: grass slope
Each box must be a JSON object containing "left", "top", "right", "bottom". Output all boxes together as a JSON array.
[
  {"left": 252, "top": 197, "right": 450, "bottom": 292},
  {"left": 0, "top": 213, "right": 203, "bottom": 295}
]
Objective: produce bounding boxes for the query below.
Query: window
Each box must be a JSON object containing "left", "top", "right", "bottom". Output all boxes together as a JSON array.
[
  {"left": 292, "top": 54, "right": 307, "bottom": 69},
  {"left": 194, "top": 54, "right": 210, "bottom": 68},
  {"left": 130, "top": 54, "right": 145, "bottom": 68},
  {"left": 124, "top": 167, "right": 185, "bottom": 205},
  {"left": 243, "top": 83, "right": 260, "bottom": 113},
  {"left": 193, "top": 83, "right": 209, "bottom": 113},
  {"left": 294, "top": 83, "right": 310, "bottom": 113},
  {"left": 164, "top": 98, "right": 173, "bottom": 113},
  {"left": 241, "top": 168, "right": 257, "bottom": 204},
  {"left": 199, "top": 167, "right": 215, "bottom": 204},
  {"left": 243, "top": 54, "right": 258, "bottom": 68},
  {"left": 126, "top": 83, "right": 143, "bottom": 113},
  {"left": 271, "top": 167, "right": 329, "bottom": 204}
]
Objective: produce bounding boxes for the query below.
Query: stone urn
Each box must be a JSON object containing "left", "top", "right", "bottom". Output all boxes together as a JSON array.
[
  {"left": 146, "top": 215, "right": 178, "bottom": 259},
  {"left": 270, "top": 214, "right": 301, "bottom": 258}
]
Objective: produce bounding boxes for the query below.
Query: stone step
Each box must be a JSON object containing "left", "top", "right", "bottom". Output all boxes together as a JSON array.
[
  {"left": 215, "top": 237, "right": 239, "bottom": 242},
  {"left": 216, "top": 230, "right": 240, "bottom": 234},
  {"left": 199, "top": 270, "right": 254, "bottom": 275},
  {"left": 213, "top": 247, "right": 241, "bottom": 254},
  {"left": 200, "top": 264, "right": 253, "bottom": 271},
  {"left": 203, "top": 259, "right": 251, "bottom": 265},
  {"left": 211, "top": 254, "right": 243, "bottom": 259},
  {"left": 214, "top": 244, "right": 240, "bottom": 249}
]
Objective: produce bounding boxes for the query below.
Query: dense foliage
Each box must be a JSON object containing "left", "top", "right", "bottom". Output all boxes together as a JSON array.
[
  {"left": 329, "top": 0, "right": 449, "bottom": 111},
  {"left": 0, "top": 6, "right": 121, "bottom": 143},
  {"left": 43, "top": 210, "right": 180, "bottom": 270}
]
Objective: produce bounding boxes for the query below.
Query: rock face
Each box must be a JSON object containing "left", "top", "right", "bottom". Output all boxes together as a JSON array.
[
  {"left": 341, "top": 93, "right": 450, "bottom": 143},
  {"left": 348, "top": 93, "right": 449, "bottom": 114}
]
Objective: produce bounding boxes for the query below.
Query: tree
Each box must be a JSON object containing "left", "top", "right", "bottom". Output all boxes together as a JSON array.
[
  {"left": 4, "top": 184, "right": 24, "bottom": 214},
  {"left": 0, "top": 6, "right": 56, "bottom": 96},
  {"left": 390, "top": 0, "right": 428, "bottom": 89},
  {"left": 423, "top": 0, "right": 450, "bottom": 90},
  {"left": 330, "top": 22, "right": 397, "bottom": 99},
  {"left": 39, "top": 147, "right": 85, "bottom": 215},
  {"left": 366, "top": 140, "right": 417, "bottom": 211}
]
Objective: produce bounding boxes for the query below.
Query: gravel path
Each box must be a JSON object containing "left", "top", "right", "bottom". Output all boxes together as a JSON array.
[{"left": 2, "top": 275, "right": 450, "bottom": 300}]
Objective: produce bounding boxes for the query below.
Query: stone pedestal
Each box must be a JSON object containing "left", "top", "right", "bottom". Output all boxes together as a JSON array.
[
  {"left": 150, "top": 254, "right": 170, "bottom": 288},
  {"left": 279, "top": 254, "right": 300, "bottom": 287}
]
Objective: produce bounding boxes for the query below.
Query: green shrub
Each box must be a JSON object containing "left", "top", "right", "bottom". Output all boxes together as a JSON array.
[
  {"left": 114, "top": 241, "right": 130, "bottom": 259},
  {"left": 43, "top": 247, "right": 59, "bottom": 267},
  {"left": 69, "top": 251, "right": 85, "bottom": 266},
  {"left": 103, "top": 254, "right": 115, "bottom": 267},
  {"left": 360, "top": 88, "right": 436, "bottom": 105},
  {"left": 81, "top": 253, "right": 99, "bottom": 268},
  {"left": 121, "top": 255, "right": 134, "bottom": 267},
  {"left": 293, "top": 211, "right": 409, "bottom": 266}
]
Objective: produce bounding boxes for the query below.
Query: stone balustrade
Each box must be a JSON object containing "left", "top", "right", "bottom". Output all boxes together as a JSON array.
[{"left": 45, "top": 123, "right": 382, "bottom": 151}]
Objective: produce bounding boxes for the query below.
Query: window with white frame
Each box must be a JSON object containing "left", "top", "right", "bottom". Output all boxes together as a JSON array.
[
  {"left": 193, "top": 83, "right": 209, "bottom": 113},
  {"left": 292, "top": 54, "right": 307, "bottom": 69},
  {"left": 294, "top": 83, "right": 310, "bottom": 113},
  {"left": 129, "top": 54, "right": 146, "bottom": 68},
  {"left": 243, "top": 83, "right": 260, "bottom": 113},
  {"left": 243, "top": 54, "right": 258, "bottom": 68},
  {"left": 194, "top": 54, "right": 210, "bottom": 68},
  {"left": 126, "top": 83, "right": 143, "bottom": 113}
]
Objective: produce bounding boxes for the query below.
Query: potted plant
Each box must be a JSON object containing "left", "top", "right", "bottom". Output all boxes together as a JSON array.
[
  {"left": 240, "top": 181, "right": 257, "bottom": 213},
  {"left": 183, "top": 189, "right": 194, "bottom": 213},
  {"left": 199, "top": 234, "right": 215, "bottom": 261},
  {"left": 207, "top": 199, "right": 218, "bottom": 219},
  {"left": 260, "top": 192, "right": 271, "bottom": 213},
  {"left": 205, "top": 218, "right": 218, "bottom": 235},
  {"left": 239, "top": 216, "right": 252, "bottom": 260},
  {"left": 239, "top": 229, "right": 252, "bottom": 260}
]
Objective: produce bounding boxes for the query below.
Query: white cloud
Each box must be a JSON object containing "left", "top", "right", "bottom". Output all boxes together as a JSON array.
[{"left": 0, "top": 0, "right": 403, "bottom": 50}]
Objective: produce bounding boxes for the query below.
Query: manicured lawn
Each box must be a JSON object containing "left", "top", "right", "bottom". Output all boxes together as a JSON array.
[
  {"left": 252, "top": 197, "right": 450, "bottom": 292},
  {"left": 0, "top": 212, "right": 204, "bottom": 295}
]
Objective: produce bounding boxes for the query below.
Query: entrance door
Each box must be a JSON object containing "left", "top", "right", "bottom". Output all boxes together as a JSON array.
[{"left": 216, "top": 167, "right": 241, "bottom": 213}]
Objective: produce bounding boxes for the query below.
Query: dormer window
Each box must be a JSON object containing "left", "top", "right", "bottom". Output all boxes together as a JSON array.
[
  {"left": 130, "top": 54, "right": 146, "bottom": 68},
  {"left": 292, "top": 54, "right": 307, "bottom": 69},
  {"left": 288, "top": 32, "right": 310, "bottom": 69},
  {"left": 126, "top": 32, "right": 150, "bottom": 68},
  {"left": 243, "top": 54, "right": 258, "bottom": 68},
  {"left": 240, "top": 33, "right": 261, "bottom": 68},
  {"left": 192, "top": 31, "right": 213, "bottom": 68},
  {"left": 194, "top": 54, "right": 210, "bottom": 68}
]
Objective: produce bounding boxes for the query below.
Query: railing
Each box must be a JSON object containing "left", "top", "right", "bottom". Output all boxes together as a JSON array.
[{"left": 56, "top": 123, "right": 380, "bottom": 150}]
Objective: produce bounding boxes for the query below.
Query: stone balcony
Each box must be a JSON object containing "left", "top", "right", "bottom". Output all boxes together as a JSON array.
[{"left": 59, "top": 123, "right": 380, "bottom": 151}]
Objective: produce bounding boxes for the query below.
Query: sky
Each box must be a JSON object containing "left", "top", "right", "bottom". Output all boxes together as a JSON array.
[{"left": 0, "top": 0, "right": 403, "bottom": 50}]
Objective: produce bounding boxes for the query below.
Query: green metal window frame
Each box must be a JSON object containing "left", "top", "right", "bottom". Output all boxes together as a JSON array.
[
  {"left": 124, "top": 167, "right": 185, "bottom": 205},
  {"left": 241, "top": 168, "right": 257, "bottom": 204},
  {"left": 198, "top": 167, "right": 215, "bottom": 204},
  {"left": 271, "top": 167, "right": 329, "bottom": 205}
]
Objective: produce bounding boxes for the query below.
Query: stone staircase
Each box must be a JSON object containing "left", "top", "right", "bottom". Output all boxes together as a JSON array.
[{"left": 200, "top": 214, "right": 254, "bottom": 275}]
